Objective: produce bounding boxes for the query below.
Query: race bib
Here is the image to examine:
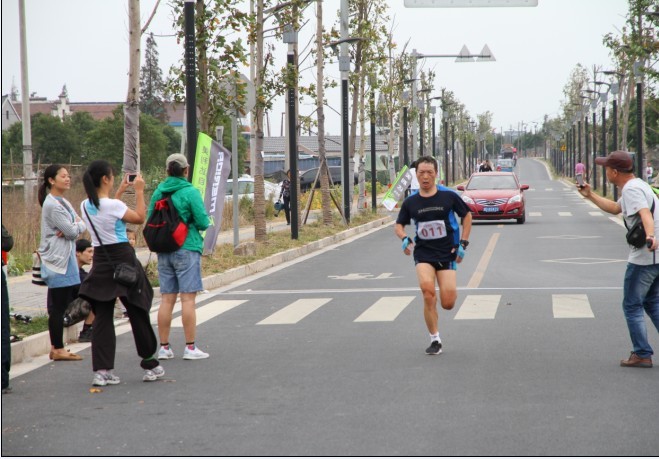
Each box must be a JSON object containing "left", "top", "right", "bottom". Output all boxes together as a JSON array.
[{"left": 417, "top": 220, "right": 447, "bottom": 240}]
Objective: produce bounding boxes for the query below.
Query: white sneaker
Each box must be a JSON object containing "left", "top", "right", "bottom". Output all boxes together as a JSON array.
[
  {"left": 143, "top": 365, "right": 165, "bottom": 382},
  {"left": 158, "top": 346, "right": 174, "bottom": 360},
  {"left": 92, "top": 371, "right": 121, "bottom": 386},
  {"left": 183, "top": 346, "right": 209, "bottom": 360}
]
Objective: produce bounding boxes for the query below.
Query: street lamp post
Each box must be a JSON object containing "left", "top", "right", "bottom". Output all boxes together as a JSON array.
[
  {"left": 370, "top": 75, "right": 377, "bottom": 212},
  {"left": 284, "top": 25, "right": 299, "bottom": 239},
  {"left": 603, "top": 70, "right": 622, "bottom": 200},
  {"left": 431, "top": 106, "right": 437, "bottom": 158},
  {"left": 402, "top": 90, "right": 410, "bottom": 168}
]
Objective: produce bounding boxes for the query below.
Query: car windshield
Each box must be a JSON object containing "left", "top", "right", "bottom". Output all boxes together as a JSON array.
[
  {"left": 498, "top": 160, "right": 513, "bottom": 167},
  {"left": 467, "top": 175, "right": 518, "bottom": 190}
]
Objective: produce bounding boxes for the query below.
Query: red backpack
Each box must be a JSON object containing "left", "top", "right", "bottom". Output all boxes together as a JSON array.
[{"left": 143, "top": 192, "right": 188, "bottom": 253}]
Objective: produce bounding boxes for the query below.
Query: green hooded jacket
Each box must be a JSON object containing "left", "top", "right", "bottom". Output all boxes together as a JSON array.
[{"left": 147, "top": 176, "right": 210, "bottom": 253}]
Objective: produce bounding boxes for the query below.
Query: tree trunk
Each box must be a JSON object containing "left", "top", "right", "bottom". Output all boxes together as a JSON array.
[
  {"left": 122, "top": 0, "right": 141, "bottom": 224},
  {"left": 253, "top": 0, "right": 266, "bottom": 242},
  {"left": 316, "top": 0, "right": 332, "bottom": 225}
]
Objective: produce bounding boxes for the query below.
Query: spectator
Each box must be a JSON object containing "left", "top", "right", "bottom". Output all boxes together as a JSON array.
[
  {"left": 575, "top": 160, "right": 586, "bottom": 178},
  {"left": 278, "top": 171, "right": 292, "bottom": 225},
  {"left": 148, "top": 154, "right": 211, "bottom": 361},
  {"left": 79, "top": 160, "right": 163, "bottom": 386},
  {"left": 480, "top": 160, "right": 493, "bottom": 172},
  {"left": 2, "top": 224, "right": 14, "bottom": 393},
  {"left": 38, "top": 164, "right": 87, "bottom": 361},
  {"left": 73, "top": 239, "right": 95, "bottom": 342},
  {"left": 577, "top": 151, "right": 658, "bottom": 368}
]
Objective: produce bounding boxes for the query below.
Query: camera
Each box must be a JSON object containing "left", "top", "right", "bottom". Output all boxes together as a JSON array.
[{"left": 128, "top": 174, "right": 137, "bottom": 183}]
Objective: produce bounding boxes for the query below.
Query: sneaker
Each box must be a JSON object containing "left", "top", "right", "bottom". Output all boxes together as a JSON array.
[
  {"left": 158, "top": 346, "right": 174, "bottom": 360},
  {"left": 620, "top": 352, "right": 652, "bottom": 368},
  {"left": 143, "top": 365, "right": 165, "bottom": 382},
  {"left": 183, "top": 346, "right": 209, "bottom": 360},
  {"left": 92, "top": 371, "right": 121, "bottom": 386},
  {"left": 78, "top": 327, "right": 93, "bottom": 343},
  {"left": 425, "top": 341, "right": 442, "bottom": 355}
]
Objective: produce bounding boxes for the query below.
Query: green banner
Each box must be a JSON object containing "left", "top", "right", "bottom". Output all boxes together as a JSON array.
[{"left": 382, "top": 166, "right": 412, "bottom": 211}]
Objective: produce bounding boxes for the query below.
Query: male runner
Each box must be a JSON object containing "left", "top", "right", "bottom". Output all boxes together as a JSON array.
[{"left": 395, "top": 156, "right": 472, "bottom": 355}]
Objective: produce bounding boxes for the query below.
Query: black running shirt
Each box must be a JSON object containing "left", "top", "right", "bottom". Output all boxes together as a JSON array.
[{"left": 396, "top": 187, "right": 470, "bottom": 263}]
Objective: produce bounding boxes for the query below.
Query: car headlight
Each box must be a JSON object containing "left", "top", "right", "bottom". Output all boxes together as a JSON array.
[
  {"left": 462, "top": 195, "right": 475, "bottom": 205},
  {"left": 508, "top": 194, "right": 522, "bottom": 204}
]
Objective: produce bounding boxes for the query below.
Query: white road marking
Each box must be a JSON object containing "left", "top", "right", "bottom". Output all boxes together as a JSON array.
[
  {"left": 171, "top": 300, "right": 248, "bottom": 327},
  {"left": 552, "top": 294, "right": 594, "bottom": 318},
  {"left": 589, "top": 211, "right": 604, "bottom": 216},
  {"left": 454, "top": 295, "right": 501, "bottom": 320},
  {"left": 558, "top": 212, "right": 573, "bottom": 217},
  {"left": 467, "top": 233, "right": 500, "bottom": 288},
  {"left": 354, "top": 296, "right": 415, "bottom": 322},
  {"left": 529, "top": 212, "right": 542, "bottom": 217},
  {"left": 257, "top": 298, "right": 331, "bottom": 325}
]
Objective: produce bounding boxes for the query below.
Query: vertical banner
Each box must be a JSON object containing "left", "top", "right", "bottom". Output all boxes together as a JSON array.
[
  {"left": 191, "top": 132, "right": 232, "bottom": 255},
  {"left": 381, "top": 166, "right": 413, "bottom": 211}
]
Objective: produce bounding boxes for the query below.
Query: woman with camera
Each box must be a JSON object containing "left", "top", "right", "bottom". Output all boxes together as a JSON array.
[{"left": 79, "top": 160, "right": 163, "bottom": 386}]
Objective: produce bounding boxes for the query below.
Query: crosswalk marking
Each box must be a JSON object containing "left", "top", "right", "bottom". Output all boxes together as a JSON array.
[
  {"left": 529, "top": 212, "right": 542, "bottom": 217},
  {"left": 589, "top": 211, "right": 604, "bottom": 217},
  {"left": 257, "top": 298, "right": 331, "bottom": 325},
  {"left": 171, "top": 300, "right": 248, "bottom": 327},
  {"left": 552, "top": 294, "right": 594, "bottom": 318},
  {"left": 454, "top": 295, "right": 501, "bottom": 320},
  {"left": 354, "top": 296, "right": 415, "bottom": 322},
  {"left": 558, "top": 212, "right": 573, "bottom": 217}
]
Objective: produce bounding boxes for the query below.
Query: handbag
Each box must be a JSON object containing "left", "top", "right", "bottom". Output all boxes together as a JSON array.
[
  {"left": 83, "top": 207, "right": 138, "bottom": 288},
  {"left": 31, "top": 251, "right": 47, "bottom": 286}
]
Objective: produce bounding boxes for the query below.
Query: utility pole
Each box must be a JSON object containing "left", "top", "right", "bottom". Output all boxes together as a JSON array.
[{"left": 19, "top": 0, "right": 34, "bottom": 203}]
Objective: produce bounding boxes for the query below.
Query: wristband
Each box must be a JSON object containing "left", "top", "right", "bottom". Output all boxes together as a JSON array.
[
  {"left": 457, "top": 245, "right": 465, "bottom": 259},
  {"left": 402, "top": 236, "right": 412, "bottom": 251}
]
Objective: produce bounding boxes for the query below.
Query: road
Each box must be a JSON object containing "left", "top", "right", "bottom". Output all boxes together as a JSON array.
[{"left": 2, "top": 158, "right": 657, "bottom": 456}]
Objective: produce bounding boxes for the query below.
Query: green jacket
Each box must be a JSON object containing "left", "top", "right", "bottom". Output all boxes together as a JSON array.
[{"left": 147, "top": 176, "right": 210, "bottom": 253}]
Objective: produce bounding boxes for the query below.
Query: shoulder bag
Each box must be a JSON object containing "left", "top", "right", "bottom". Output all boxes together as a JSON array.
[{"left": 83, "top": 207, "right": 138, "bottom": 287}]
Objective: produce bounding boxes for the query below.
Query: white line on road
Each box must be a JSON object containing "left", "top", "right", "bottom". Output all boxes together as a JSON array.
[
  {"left": 552, "top": 294, "right": 594, "bottom": 318},
  {"left": 558, "top": 212, "right": 573, "bottom": 216},
  {"left": 171, "top": 300, "right": 248, "bottom": 327},
  {"left": 257, "top": 298, "right": 331, "bottom": 325},
  {"left": 354, "top": 296, "right": 415, "bottom": 322},
  {"left": 529, "top": 212, "right": 542, "bottom": 217},
  {"left": 454, "top": 295, "right": 500, "bottom": 320},
  {"left": 228, "top": 286, "right": 621, "bottom": 295}
]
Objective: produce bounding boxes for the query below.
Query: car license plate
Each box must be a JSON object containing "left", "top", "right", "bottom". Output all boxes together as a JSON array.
[{"left": 483, "top": 206, "right": 499, "bottom": 213}]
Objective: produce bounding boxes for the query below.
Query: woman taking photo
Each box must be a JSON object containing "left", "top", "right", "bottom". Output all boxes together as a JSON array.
[
  {"left": 38, "top": 164, "right": 87, "bottom": 361},
  {"left": 79, "top": 160, "right": 163, "bottom": 386},
  {"left": 149, "top": 154, "right": 210, "bottom": 361}
]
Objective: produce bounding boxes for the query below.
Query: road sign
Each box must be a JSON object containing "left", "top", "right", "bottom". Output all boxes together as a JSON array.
[{"left": 561, "top": 145, "right": 566, "bottom": 151}]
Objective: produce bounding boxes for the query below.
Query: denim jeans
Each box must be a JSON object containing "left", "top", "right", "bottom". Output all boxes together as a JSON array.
[{"left": 623, "top": 263, "right": 659, "bottom": 358}]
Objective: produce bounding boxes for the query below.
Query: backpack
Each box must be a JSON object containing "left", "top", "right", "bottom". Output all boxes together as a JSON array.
[{"left": 143, "top": 192, "right": 188, "bottom": 253}]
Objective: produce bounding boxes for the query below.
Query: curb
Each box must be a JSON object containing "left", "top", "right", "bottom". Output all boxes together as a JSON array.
[{"left": 9, "top": 216, "right": 393, "bottom": 366}]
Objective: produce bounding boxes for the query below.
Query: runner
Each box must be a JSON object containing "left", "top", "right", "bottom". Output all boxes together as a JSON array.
[{"left": 394, "top": 156, "right": 472, "bottom": 355}]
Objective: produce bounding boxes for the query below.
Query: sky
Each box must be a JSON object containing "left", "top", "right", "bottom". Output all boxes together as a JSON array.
[{"left": 1, "top": 0, "right": 631, "bottom": 137}]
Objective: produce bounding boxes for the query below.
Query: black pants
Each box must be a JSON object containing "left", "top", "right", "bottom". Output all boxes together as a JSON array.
[
  {"left": 91, "top": 298, "right": 159, "bottom": 372},
  {"left": 47, "top": 285, "right": 76, "bottom": 349},
  {"left": 283, "top": 196, "right": 291, "bottom": 224},
  {"left": 2, "top": 269, "right": 10, "bottom": 389}
]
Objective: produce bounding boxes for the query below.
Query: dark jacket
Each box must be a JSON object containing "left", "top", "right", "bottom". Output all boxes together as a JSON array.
[
  {"left": 1, "top": 224, "right": 13, "bottom": 266},
  {"left": 78, "top": 243, "right": 153, "bottom": 312}
]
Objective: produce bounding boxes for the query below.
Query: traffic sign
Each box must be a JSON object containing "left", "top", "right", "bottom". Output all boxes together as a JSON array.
[{"left": 561, "top": 145, "right": 566, "bottom": 151}]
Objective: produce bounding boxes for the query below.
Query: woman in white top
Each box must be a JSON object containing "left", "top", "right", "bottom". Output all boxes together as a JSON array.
[
  {"left": 79, "top": 160, "right": 163, "bottom": 387},
  {"left": 37, "top": 164, "right": 86, "bottom": 361}
]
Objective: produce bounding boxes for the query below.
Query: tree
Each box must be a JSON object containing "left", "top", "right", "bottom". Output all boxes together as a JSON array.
[{"left": 140, "top": 32, "right": 168, "bottom": 123}]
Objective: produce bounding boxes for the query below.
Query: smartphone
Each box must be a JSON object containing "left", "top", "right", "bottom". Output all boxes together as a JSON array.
[
  {"left": 576, "top": 173, "right": 584, "bottom": 187},
  {"left": 128, "top": 174, "right": 137, "bottom": 183}
]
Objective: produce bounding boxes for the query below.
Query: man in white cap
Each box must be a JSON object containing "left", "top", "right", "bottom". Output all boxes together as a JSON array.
[{"left": 578, "top": 150, "right": 659, "bottom": 368}]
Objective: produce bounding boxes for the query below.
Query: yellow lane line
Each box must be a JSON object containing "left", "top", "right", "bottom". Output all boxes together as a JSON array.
[{"left": 466, "top": 233, "right": 500, "bottom": 289}]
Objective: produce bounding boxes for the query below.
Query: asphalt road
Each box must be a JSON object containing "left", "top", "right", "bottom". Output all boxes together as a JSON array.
[{"left": 2, "top": 158, "right": 657, "bottom": 456}]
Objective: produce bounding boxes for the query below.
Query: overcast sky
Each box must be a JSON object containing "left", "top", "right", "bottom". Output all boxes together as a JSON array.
[{"left": 1, "top": 0, "right": 630, "bottom": 137}]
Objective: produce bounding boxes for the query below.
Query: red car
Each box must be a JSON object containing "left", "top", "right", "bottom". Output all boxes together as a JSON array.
[{"left": 457, "top": 172, "right": 530, "bottom": 224}]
